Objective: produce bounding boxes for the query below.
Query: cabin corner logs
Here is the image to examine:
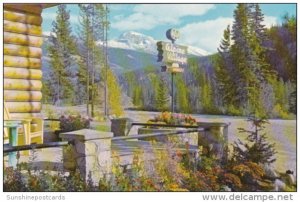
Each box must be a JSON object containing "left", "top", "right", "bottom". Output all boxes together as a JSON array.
[{"left": 4, "top": 6, "right": 43, "bottom": 118}]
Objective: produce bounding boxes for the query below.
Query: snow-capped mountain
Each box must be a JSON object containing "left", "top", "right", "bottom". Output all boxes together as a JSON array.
[
  {"left": 98, "top": 31, "right": 209, "bottom": 56},
  {"left": 187, "top": 46, "right": 210, "bottom": 57},
  {"left": 42, "top": 31, "right": 210, "bottom": 74}
]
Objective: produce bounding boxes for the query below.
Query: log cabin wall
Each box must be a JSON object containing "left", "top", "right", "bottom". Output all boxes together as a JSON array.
[{"left": 4, "top": 5, "right": 43, "bottom": 118}]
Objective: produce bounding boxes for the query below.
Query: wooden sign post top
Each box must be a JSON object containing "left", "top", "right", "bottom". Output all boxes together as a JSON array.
[{"left": 157, "top": 28, "right": 187, "bottom": 73}]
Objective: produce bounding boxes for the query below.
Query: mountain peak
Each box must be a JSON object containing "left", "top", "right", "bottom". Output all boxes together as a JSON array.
[
  {"left": 106, "top": 31, "right": 208, "bottom": 56},
  {"left": 119, "top": 31, "right": 154, "bottom": 40},
  {"left": 116, "top": 31, "right": 156, "bottom": 53}
]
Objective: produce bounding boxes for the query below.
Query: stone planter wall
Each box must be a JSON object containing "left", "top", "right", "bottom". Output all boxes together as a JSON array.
[
  {"left": 137, "top": 127, "right": 198, "bottom": 145},
  {"left": 60, "top": 129, "right": 113, "bottom": 185},
  {"left": 59, "top": 122, "right": 229, "bottom": 184},
  {"left": 138, "top": 122, "right": 229, "bottom": 162},
  {"left": 197, "top": 122, "right": 229, "bottom": 162}
]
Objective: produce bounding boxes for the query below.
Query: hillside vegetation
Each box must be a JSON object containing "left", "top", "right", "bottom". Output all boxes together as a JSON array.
[{"left": 42, "top": 4, "right": 296, "bottom": 119}]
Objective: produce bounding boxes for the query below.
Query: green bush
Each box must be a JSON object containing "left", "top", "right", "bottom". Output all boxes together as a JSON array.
[
  {"left": 227, "top": 105, "right": 241, "bottom": 116},
  {"left": 4, "top": 167, "right": 88, "bottom": 192},
  {"left": 272, "top": 104, "right": 290, "bottom": 119},
  {"left": 59, "top": 115, "right": 91, "bottom": 132},
  {"left": 233, "top": 116, "right": 277, "bottom": 164}
]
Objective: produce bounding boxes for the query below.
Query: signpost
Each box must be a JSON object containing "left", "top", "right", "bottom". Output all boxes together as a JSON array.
[
  {"left": 157, "top": 28, "right": 187, "bottom": 112},
  {"left": 157, "top": 41, "right": 187, "bottom": 65}
]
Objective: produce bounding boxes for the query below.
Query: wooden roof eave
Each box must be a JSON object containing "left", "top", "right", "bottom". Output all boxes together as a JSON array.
[{"left": 4, "top": 3, "right": 60, "bottom": 15}]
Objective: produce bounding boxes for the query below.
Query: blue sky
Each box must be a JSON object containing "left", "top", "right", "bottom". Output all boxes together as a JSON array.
[{"left": 42, "top": 4, "right": 296, "bottom": 53}]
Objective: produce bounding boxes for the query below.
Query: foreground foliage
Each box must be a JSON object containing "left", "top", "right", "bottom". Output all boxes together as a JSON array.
[
  {"left": 4, "top": 117, "right": 295, "bottom": 192},
  {"left": 4, "top": 149, "right": 281, "bottom": 192},
  {"left": 233, "top": 115, "right": 277, "bottom": 164}
]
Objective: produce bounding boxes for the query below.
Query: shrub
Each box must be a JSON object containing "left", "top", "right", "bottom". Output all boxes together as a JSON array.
[
  {"left": 232, "top": 115, "right": 277, "bottom": 164},
  {"left": 44, "top": 105, "right": 60, "bottom": 130},
  {"left": 227, "top": 105, "right": 241, "bottom": 116},
  {"left": 272, "top": 104, "right": 290, "bottom": 119},
  {"left": 59, "top": 115, "right": 91, "bottom": 132},
  {"left": 148, "top": 112, "right": 197, "bottom": 126},
  {"left": 4, "top": 147, "right": 280, "bottom": 192},
  {"left": 4, "top": 116, "right": 285, "bottom": 192},
  {"left": 4, "top": 167, "right": 88, "bottom": 192}
]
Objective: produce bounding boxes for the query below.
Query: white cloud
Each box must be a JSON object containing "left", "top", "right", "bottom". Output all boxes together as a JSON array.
[
  {"left": 134, "top": 4, "right": 215, "bottom": 19},
  {"left": 112, "top": 13, "right": 158, "bottom": 31},
  {"left": 179, "top": 17, "right": 233, "bottom": 53},
  {"left": 263, "top": 15, "right": 278, "bottom": 28},
  {"left": 178, "top": 15, "right": 278, "bottom": 53},
  {"left": 112, "top": 4, "right": 215, "bottom": 31},
  {"left": 113, "top": 14, "right": 124, "bottom": 21}
]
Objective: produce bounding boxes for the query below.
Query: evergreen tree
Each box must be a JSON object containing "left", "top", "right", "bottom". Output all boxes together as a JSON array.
[
  {"left": 146, "top": 72, "right": 159, "bottom": 110},
  {"left": 249, "top": 3, "right": 276, "bottom": 82},
  {"left": 215, "top": 25, "right": 237, "bottom": 109},
  {"left": 231, "top": 4, "right": 252, "bottom": 109},
  {"left": 41, "top": 77, "right": 53, "bottom": 104},
  {"left": 289, "top": 90, "right": 296, "bottom": 114},
  {"left": 218, "top": 25, "right": 231, "bottom": 54},
  {"left": 78, "top": 5, "right": 92, "bottom": 112},
  {"left": 200, "top": 70, "right": 214, "bottom": 113},
  {"left": 133, "top": 86, "right": 143, "bottom": 107},
  {"left": 283, "top": 13, "right": 296, "bottom": 42},
  {"left": 76, "top": 57, "right": 88, "bottom": 105},
  {"left": 117, "top": 3, "right": 295, "bottom": 118},
  {"left": 78, "top": 4, "right": 109, "bottom": 117},
  {"left": 233, "top": 116, "right": 276, "bottom": 164},
  {"left": 187, "top": 58, "right": 201, "bottom": 112},
  {"left": 249, "top": 4, "right": 267, "bottom": 44},
  {"left": 175, "top": 75, "right": 190, "bottom": 113},
  {"left": 47, "top": 5, "right": 77, "bottom": 106},
  {"left": 259, "top": 82, "right": 275, "bottom": 116},
  {"left": 155, "top": 75, "right": 169, "bottom": 112},
  {"left": 230, "top": 4, "right": 267, "bottom": 114},
  {"left": 267, "top": 14, "right": 296, "bottom": 83}
]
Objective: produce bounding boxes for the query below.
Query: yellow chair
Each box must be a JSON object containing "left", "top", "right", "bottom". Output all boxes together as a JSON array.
[{"left": 4, "top": 102, "right": 44, "bottom": 154}]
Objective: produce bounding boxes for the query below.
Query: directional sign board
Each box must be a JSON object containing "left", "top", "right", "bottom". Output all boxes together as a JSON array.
[{"left": 157, "top": 41, "right": 188, "bottom": 65}]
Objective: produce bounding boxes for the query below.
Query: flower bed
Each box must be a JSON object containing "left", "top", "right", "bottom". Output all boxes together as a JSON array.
[
  {"left": 59, "top": 115, "right": 91, "bottom": 132},
  {"left": 54, "top": 115, "right": 91, "bottom": 140},
  {"left": 138, "top": 112, "right": 198, "bottom": 145},
  {"left": 147, "top": 112, "right": 197, "bottom": 126}
]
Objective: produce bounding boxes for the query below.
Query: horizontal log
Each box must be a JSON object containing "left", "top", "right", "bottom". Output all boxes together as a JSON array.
[
  {"left": 9, "top": 113, "right": 43, "bottom": 119},
  {"left": 4, "top": 5, "right": 42, "bottom": 15},
  {"left": 4, "top": 20, "right": 42, "bottom": 36},
  {"left": 6, "top": 102, "right": 42, "bottom": 113},
  {"left": 4, "top": 56, "right": 41, "bottom": 68},
  {"left": 4, "top": 10, "right": 42, "bottom": 25},
  {"left": 4, "top": 90, "right": 42, "bottom": 102},
  {"left": 4, "top": 67, "right": 42, "bottom": 80},
  {"left": 4, "top": 32, "right": 43, "bottom": 47},
  {"left": 4, "top": 44, "right": 41, "bottom": 58},
  {"left": 4, "top": 79, "right": 42, "bottom": 91}
]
